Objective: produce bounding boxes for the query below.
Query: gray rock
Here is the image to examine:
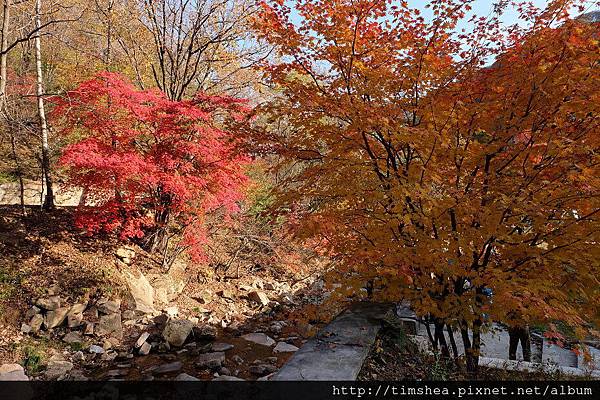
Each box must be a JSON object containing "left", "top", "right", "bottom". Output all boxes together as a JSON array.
[
  {"left": 72, "top": 351, "right": 85, "bottom": 362},
  {"left": 96, "top": 313, "right": 123, "bottom": 338},
  {"left": 30, "top": 314, "right": 44, "bottom": 333},
  {"left": 249, "top": 364, "right": 277, "bottom": 376},
  {"left": 89, "top": 345, "right": 105, "bottom": 354},
  {"left": 213, "top": 375, "right": 245, "bottom": 381},
  {"left": 69, "top": 303, "right": 87, "bottom": 315},
  {"left": 242, "top": 333, "right": 276, "bottom": 347},
  {"left": 138, "top": 341, "right": 152, "bottom": 355},
  {"left": 25, "top": 306, "right": 41, "bottom": 319},
  {"left": 67, "top": 312, "right": 84, "bottom": 328},
  {"left": 163, "top": 319, "right": 194, "bottom": 347},
  {"left": 193, "top": 324, "right": 217, "bottom": 340},
  {"left": 101, "top": 351, "right": 118, "bottom": 362},
  {"left": 135, "top": 332, "right": 150, "bottom": 348},
  {"left": 67, "top": 304, "right": 86, "bottom": 328},
  {"left": 257, "top": 373, "right": 275, "bottom": 381},
  {"left": 231, "top": 355, "right": 244, "bottom": 364},
  {"left": 270, "top": 321, "right": 286, "bottom": 333},
  {"left": 63, "top": 332, "right": 83, "bottom": 345},
  {"left": 45, "top": 360, "right": 74, "bottom": 380},
  {"left": 175, "top": 373, "right": 200, "bottom": 381},
  {"left": 211, "top": 342, "right": 234, "bottom": 352},
  {"left": 83, "top": 322, "right": 94, "bottom": 335},
  {"left": 123, "top": 268, "right": 156, "bottom": 314},
  {"left": 115, "top": 246, "right": 136, "bottom": 262},
  {"left": 44, "top": 307, "right": 70, "bottom": 329},
  {"left": 164, "top": 306, "right": 179, "bottom": 317},
  {"left": 196, "top": 352, "right": 225, "bottom": 369},
  {"left": 122, "top": 310, "right": 138, "bottom": 320},
  {"left": 248, "top": 291, "right": 270, "bottom": 306},
  {"left": 273, "top": 342, "right": 299, "bottom": 353},
  {"left": 105, "top": 369, "right": 128, "bottom": 377},
  {"left": 36, "top": 296, "right": 61, "bottom": 311},
  {"left": 97, "top": 298, "right": 121, "bottom": 314},
  {"left": 153, "top": 361, "right": 182, "bottom": 374},
  {"left": 21, "top": 323, "right": 31, "bottom": 334},
  {"left": 68, "top": 369, "right": 89, "bottom": 381},
  {"left": 0, "top": 364, "right": 29, "bottom": 381}
]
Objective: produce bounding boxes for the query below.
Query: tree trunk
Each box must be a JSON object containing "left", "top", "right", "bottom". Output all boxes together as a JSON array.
[
  {"left": 147, "top": 191, "right": 171, "bottom": 256},
  {"left": 446, "top": 324, "right": 459, "bottom": 359},
  {"left": 471, "top": 318, "right": 482, "bottom": 372},
  {"left": 460, "top": 318, "right": 482, "bottom": 375},
  {"left": 0, "top": 0, "right": 10, "bottom": 108},
  {"left": 460, "top": 326, "right": 475, "bottom": 373},
  {"left": 34, "top": 0, "right": 54, "bottom": 210},
  {"left": 425, "top": 316, "right": 437, "bottom": 351},
  {"left": 10, "top": 130, "right": 26, "bottom": 216},
  {"left": 434, "top": 319, "right": 450, "bottom": 358}
]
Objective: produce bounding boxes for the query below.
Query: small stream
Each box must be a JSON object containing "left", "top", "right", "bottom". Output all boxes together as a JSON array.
[{"left": 90, "top": 332, "right": 301, "bottom": 381}]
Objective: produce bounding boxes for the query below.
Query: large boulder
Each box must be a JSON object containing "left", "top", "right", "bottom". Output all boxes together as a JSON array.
[
  {"left": 44, "top": 307, "right": 70, "bottom": 329},
  {"left": 36, "top": 296, "right": 61, "bottom": 311},
  {"left": 162, "top": 319, "right": 194, "bottom": 347},
  {"left": 63, "top": 332, "right": 84, "bottom": 345},
  {"left": 123, "top": 268, "right": 156, "bottom": 314},
  {"left": 150, "top": 260, "right": 186, "bottom": 306},
  {"left": 45, "top": 359, "right": 73, "bottom": 380},
  {"left": 0, "top": 364, "right": 29, "bottom": 381},
  {"left": 193, "top": 324, "right": 217, "bottom": 340},
  {"left": 30, "top": 314, "right": 44, "bottom": 333},
  {"left": 67, "top": 304, "right": 86, "bottom": 328},
  {"left": 115, "top": 246, "right": 136, "bottom": 264},
  {"left": 97, "top": 298, "right": 121, "bottom": 314},
  {"left": 95, "top": 313, "right": 123, "bottom": 339},
  {"left": 25, "top": 306, "right": 41, "bottom": 319}
]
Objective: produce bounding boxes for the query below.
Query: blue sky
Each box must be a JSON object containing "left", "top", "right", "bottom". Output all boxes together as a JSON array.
[
  {"left": 408, "top": 0, "right": 599, "bottom": 29},
  {"left": 287, "top": 0, "right": 599, "bottom": 29}
]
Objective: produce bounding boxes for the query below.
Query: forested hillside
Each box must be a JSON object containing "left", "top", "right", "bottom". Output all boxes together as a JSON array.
[{"left": 0, "top": 0, "right": 598, "bottom": 383}]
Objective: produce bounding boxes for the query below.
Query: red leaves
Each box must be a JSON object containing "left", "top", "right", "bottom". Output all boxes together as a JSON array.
[{"left": 53, "top": 72, "right": 249, "bottom": 260}]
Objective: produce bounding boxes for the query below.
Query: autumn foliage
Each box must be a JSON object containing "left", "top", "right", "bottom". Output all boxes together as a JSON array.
[
  {"left": 52, "top": 72, "right": 249, "bottom": 263},
  {"left": 254, "top": 0, "right": 600, "bottom": 371}
]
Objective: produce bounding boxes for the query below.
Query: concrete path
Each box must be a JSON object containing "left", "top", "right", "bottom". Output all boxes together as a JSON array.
[
  {"left": 274, "top": 302, "right": 597, "bottom": 381},
  {"left": 271, "top": 303, "right": 394, "bottom": 381}
]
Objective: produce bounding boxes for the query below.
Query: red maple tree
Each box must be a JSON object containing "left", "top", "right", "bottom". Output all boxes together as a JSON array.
[{"left": 52, "top": 72, "right": 249, "bottom": 265}]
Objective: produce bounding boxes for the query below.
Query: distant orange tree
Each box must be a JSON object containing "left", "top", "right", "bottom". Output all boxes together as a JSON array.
[{"left": 254, "top": 0, "right": 600, "bottom": 372}]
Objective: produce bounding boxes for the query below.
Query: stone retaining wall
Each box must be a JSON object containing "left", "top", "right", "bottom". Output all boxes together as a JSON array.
[{"left": 0, "top": 181, "right": 83, "bottom": 207}]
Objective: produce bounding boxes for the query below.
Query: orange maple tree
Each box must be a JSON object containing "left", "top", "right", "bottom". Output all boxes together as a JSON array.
[{"left": 254, "top": 0, "right": 600, "bottom": 372}]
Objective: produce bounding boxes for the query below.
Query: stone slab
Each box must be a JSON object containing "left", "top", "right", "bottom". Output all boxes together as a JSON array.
[{"left": 272, "top": 303, "right": 393, "bottom": 381}]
